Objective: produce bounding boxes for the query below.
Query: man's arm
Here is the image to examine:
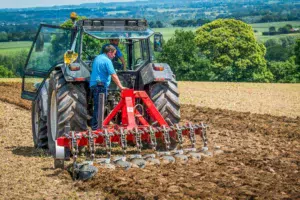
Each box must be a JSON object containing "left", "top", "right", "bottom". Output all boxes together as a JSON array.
[
  {"left": 112, "top": 74, "right": 125, "bottom": 90},
  {"left": 119, "top": 56, "right": 127, "bottom": 70}
]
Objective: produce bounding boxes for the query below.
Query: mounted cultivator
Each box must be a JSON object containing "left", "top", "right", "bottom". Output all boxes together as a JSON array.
[{"left": 55, "top": 89, "right": 208, "bottom": 180}]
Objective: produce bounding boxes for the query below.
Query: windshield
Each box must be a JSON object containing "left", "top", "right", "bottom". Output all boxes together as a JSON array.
[
  {"left": 79, "top": 32, "right": 150, "bottom": 71},
  {"left": 83, "top": 26, "right": 154, "bottom": 39}
]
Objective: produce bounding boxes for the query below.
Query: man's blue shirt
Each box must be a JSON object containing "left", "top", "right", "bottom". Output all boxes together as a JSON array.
[
  {"left": 101, "top": 44, "right": 123, "bottom": 60},
  {"left": 89, "top": 54, "right": 116, "bottom": 88}
]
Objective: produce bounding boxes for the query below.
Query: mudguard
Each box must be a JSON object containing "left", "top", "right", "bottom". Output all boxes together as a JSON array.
[
  {"left": 140, "top": 63, "right": 174, "bottom": 86},
  {"left": 61, "top": 60, "right": 91, "bottom": 82}
]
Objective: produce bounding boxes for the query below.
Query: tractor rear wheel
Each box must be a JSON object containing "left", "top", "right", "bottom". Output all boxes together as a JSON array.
[
  {"left": 148, "top": 79, "right": 181, "bottom": 150},
  {"left": 148, "top": 79, "right": 180, "bottom": 125},
  {"left": 47, "top": 70, "right": 88, "bottom": 156},
  {"left": 31, "top": 98, "right": 48, "bottom": 149}
]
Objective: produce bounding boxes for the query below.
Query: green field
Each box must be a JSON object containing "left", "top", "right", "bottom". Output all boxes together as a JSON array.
[
  {"left": 154, "top": 21, "right": 300, "bottom": 42},
  {"left": 250, "top": 21, "right": 300, "bottom": 32},
  {"left": 0, "top": 41, "right": 31, "bottom": 56},
  {"left": 153, "top": 27, "right": 197, "bottom": 41}
]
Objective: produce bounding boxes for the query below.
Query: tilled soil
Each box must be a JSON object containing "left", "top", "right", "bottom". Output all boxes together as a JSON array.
[{"left": 0, "top": 82, "right": 299, "bottom": 199}]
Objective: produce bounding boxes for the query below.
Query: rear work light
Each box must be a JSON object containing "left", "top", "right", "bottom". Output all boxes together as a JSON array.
[
  {"left": 153, "top": 65, "right": 164, "bottom": 71},
  {"left": 69, "top": 64, "right": 80, "bottom": 71}
]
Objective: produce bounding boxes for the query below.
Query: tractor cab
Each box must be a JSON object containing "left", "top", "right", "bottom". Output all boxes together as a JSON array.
[{"left": 21, "top": 18, "right": 164, "bottom": 101}]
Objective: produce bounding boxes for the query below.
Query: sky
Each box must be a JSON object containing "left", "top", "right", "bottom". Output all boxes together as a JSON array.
[{"left": 0, "top": 0, "right": 135, "bottom": 9}]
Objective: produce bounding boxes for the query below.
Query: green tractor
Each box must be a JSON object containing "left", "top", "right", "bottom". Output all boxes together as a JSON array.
[{"left": 21, "top": 17, "right": 180, "bottom": 155}]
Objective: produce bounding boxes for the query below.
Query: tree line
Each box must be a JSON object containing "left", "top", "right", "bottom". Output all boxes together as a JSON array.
[
  {"left": 157, "top": 19, "right": 300, "bottom": 83},
  {"left": 262, "top": 24, "right": 299, "bottom": 36}
]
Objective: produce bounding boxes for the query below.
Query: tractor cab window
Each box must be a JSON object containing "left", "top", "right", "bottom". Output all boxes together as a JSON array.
[
  {"left": 131, "top": 39, "right": 150, "bottom": 70},
  {"left": 81, "top": 33, "right": 128, "bottom": 71}
]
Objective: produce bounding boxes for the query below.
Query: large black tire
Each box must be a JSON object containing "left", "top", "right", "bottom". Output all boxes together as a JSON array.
[
  {"left": 148, "top": 79, "right": 181, "bottom": 150},
  {"left": 47, "top": 70, "right": 88, "bottom": 155},
  {"left": 31, "top": 99, "right": 48, "bottom": 149},
  {"left": 148, "top": 79, "right": 180, "bottom": 124}
]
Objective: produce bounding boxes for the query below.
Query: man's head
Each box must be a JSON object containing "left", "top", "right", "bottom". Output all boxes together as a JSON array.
[
  {"left": 103, "top": 45, "right": 116, "bottom": 60},
  {"left": 109, "top": 39, "right": 120, "bottom": 46}
]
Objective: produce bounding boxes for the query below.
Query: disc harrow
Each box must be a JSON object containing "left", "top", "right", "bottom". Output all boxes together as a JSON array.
[{"left": 55, "top": 89, "right": 209, "bottom": 180}]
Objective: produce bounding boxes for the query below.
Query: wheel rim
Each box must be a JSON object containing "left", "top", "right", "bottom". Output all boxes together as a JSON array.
[
  {"left": 50, "top": 90, "right": 57, "bottom": 140},
  {"left": 34, "top": 102, "right": 39, "bottom": 139}
]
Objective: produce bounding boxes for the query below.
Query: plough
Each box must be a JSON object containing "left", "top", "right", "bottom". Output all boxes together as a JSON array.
[{"left": 55, "top": 89, "right": 208, "bottom": 179}]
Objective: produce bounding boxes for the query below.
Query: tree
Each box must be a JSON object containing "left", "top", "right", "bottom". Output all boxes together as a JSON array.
[
  {"left": 156, "top": 21, "right": 163, "bottom": 28},
  {"left": 285, "top": 24, "right": 293, "bottom": 30},
  {"left": 157, "top": 30, "right": 213, "bottom": 81},
  {"left": 295, "top": 39, "right": 300, "bottom": 65},
  {"left": 0, "top": 31, "right": 8, "bottom": 42},
  {"left": 264, "top": 37, "right": 296, "bottom": 61},
  {"left": 278, "top": 26, "right": 290, "bottom": 34},
  {"left": 269, "top": 26, "right": 276, "bottom": 33},
  {"left": 195, "top": 19, "right": 273, "bottom": 82}
]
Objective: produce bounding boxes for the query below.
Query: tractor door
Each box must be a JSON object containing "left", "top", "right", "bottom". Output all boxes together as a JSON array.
[{"left": 21, "top": 24, "right": 76, "bottom": 101}]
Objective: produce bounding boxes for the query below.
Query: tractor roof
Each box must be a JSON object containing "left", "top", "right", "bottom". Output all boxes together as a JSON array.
[{"left": 76, "top": 18, "right": 154, "bottom": 39}]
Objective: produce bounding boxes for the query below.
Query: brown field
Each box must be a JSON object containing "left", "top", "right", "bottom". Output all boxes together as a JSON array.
[
  {"left": 179, "top": 82, "right": 300, "bottom": 118},
  {"left": 0, "top": 80, "right": 299, "bottom": 199}
]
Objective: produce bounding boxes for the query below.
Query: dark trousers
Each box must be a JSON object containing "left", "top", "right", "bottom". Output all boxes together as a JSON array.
[{"left": 91, "top": 85, "right": 107, "bottom": 130}]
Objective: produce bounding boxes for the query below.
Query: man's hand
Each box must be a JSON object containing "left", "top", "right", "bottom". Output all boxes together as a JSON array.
[
  {"left": 112, "top": 74, "right": 127, "bottom": 90},
  {"left": 120, "top": 86, "right": 127, "bottom": 90}
]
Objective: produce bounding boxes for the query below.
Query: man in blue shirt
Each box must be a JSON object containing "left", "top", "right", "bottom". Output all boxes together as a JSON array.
[
  {"left": 90, "top": 45, "right": 125, "bottom": 130},
  {"left": 101, "top": 38, "right": 127, "bottom": 70}
]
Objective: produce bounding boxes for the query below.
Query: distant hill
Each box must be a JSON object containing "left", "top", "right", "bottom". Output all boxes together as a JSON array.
[{"left": 0, "top": 0, "right": 299, "bottom": 32}]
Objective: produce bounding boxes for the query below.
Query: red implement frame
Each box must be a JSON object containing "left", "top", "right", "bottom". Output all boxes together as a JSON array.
[{"left": 57, "top": 89, "right": 205, "bottom": 149}]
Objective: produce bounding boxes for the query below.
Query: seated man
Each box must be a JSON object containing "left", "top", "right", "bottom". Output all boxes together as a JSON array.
[{"left": 101, "top": 38, "right": 126, "bottom": 70}]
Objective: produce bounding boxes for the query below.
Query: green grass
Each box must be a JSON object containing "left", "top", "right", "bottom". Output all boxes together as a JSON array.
[
  {"left": 153, "top": 27, "right": 197, "bottom": 41},
  {"left": 0, "top": 41, "right": 31, "bottom": 55}
]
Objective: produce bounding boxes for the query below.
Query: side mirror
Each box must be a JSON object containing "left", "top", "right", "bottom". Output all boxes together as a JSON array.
[
  {"left": 154, "top": 33, "right": 163, "bottom": 52},
  {"left": 35, "top": 33, "right": 44, "bottom": 52}
]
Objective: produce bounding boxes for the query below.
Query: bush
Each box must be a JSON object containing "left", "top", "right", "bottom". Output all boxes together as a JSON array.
[
  {"left": 0, "top": 65, "right": 15, "bottom": 78},
  {"left": 268, "top": 58, "right": 300, "bottom": 83}
]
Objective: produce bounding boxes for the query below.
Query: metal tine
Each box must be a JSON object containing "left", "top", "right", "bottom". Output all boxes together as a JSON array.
[
  {"left": 174, "top": 124, "right": 184, "bottom": 149},
  {"left": 162, "top": 125, "right": 171, "bottom": 150},
  {"left": 200, "top": 122, "right": 208, "bottom": 148},
  {"left": 71, "top": 131, "right": 79, "bottom": 180},
  {"left": 187, "top": 122, "right": 196, "bottom": 148},
  {"left": 87, "top": 129, "right": 98, "bottom": 161},
  {"left": 134, "top": 127, "right": 143, "bottom": 153},
  {"left": 103, "top": 129, "right": 112, "bottom": 158},
  {"left": 119, "top": 128, "right": 127, "bottom": 156},
  {"left": 148, "top": 126, "right": 157, "bottom": 151}
]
